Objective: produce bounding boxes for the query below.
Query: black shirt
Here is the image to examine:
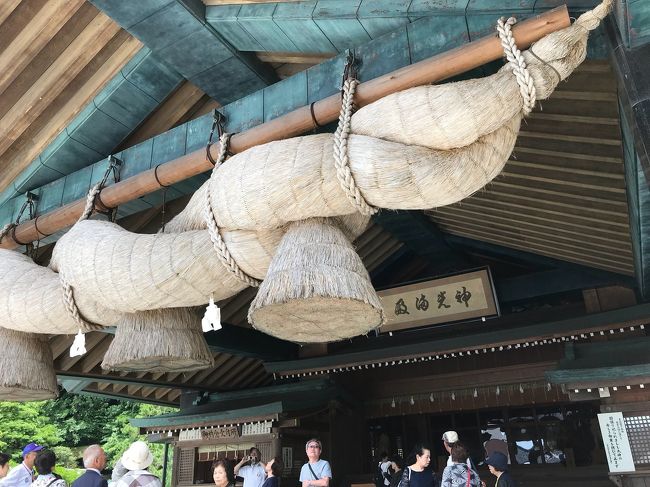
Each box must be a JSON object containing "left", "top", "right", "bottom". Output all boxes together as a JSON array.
[
  {"left": 261, "top": 476, "right": 278, "bottom": 487},
  {"left": 494, "top": 472, "right": 516, "bottom": 487}
]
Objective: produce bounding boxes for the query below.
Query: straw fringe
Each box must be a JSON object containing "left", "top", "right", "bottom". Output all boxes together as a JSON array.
[
  {"left": 101, "top": 308, "right": 215, "bottom": 372},
  {"left": 0, "top": 328, "right": 58, "bottom": 401},
  {"left": 249, "top": 218, "right": 385, "bottom": 342}
]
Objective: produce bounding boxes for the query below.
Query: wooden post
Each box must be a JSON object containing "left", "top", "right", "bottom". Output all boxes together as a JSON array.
[{"left": 1, "top": 6, "right": 570, "bottom": 250}]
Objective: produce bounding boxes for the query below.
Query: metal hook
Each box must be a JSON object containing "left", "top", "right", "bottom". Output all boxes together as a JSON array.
[
  {"left": 207, "top": 109, "right": 227, "bottom": 165},
  {"left": 341, "top": 49, "right": 359, "bottom": 89}
]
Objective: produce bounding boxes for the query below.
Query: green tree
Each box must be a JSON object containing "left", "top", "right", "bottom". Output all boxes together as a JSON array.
[
  {"left": 42, "top": 392, "right": 139, "bottom": 446},
  {"left": 0, "top": 395, "right": 175, "bottom": 484},
  {"left": 0, "top": 402, "right": 61, "bottom": 462}
]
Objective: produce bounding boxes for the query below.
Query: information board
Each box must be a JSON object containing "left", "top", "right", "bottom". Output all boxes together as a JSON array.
[{"left": 597, "top": 412, "right": 635, "bottom": 472}]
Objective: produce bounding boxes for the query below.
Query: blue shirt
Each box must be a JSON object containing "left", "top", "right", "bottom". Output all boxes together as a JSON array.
[{"left": 299, "top": 460, "right": 332, "bottom": 482}]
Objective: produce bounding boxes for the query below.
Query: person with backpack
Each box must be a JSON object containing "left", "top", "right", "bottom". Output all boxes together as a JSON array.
[
  {"left": 32, "top": 450, "right": 66, "bottom": 487},
  {"left": 440, "top": 444, "right": 481, "bottom": 487},
  {"left": 399, "top": 445, "right": 438, "bottom": 487}
]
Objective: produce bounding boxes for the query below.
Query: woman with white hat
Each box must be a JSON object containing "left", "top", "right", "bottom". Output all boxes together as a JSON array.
[{"left": 113, "top": 442, "right": 161, "bottom": 487}]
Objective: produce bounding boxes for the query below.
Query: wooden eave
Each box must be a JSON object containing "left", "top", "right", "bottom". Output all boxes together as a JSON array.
[{"left": 264, "top": 303, "right": 650, "bottom": 376}]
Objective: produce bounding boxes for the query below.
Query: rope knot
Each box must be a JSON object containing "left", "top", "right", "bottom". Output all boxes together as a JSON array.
[{"left": 497, "top": 16, "right": 537, "bottom": 115}]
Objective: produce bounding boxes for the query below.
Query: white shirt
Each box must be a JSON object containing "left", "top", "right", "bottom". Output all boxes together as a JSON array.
[
  {"left": 238, "top": 463, "right": 265, "bottom": 487},
  {"left": 379, "top": 462, "right": 390, "bottom": 486},
  {"left": 0, "top": 463, "right": 32, "bottom": 487}
]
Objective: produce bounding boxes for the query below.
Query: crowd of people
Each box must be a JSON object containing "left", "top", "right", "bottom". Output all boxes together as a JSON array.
[
  {"left": 0, "top": 438, "right": 331, "bottom": 487},
  {"left": 216, "top": 439, "right": 331, "bottom": 487},
  {"left": 0, "top": 441, "right": 162, "bottom": 487},
  {"left": 0, "top": 432, "right": 513, "bottom": 487},
  {"left": 376, "top": 431, "right": 516, "bottom": 487}
]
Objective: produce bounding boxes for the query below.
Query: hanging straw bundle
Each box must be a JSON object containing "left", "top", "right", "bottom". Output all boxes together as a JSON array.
[
  {"left": 248, "top": 218, "right": 384, "bottom": 342},
  {"left": 0, "top": 328, "right": 58, "bottom": 401},
  {"left": 101, "top": 307, "right": 215, "bottom": 372}
]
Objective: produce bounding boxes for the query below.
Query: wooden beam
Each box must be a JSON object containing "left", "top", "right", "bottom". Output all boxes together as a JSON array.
[
  {"left": 78, "top": 335, "right": 112, "bottom": 373},
  {"left": 57, "top": 370, "right": 204, "bottom": 391},
  {"left": 236, "top": 365, "right": 269, "bottom": 389},
  {"left": 1, "top": 6, "right": 571, "bottom": 249},
  {"left": 55, "top": 332, "right": 106, "bottom": 371},
  {"left": 205, "top": 356, "right": 248, "bottom": 387},
  {"left": 214, "top": 358, "right": 254, "bottom": 388},
  {"left": 0, "top": 0, "right": 21, "bottom": 26},
  {"left": 81, "top": 384, "right": 177, "bottom": 406},
  {"left": 256, "top": 52, "right": 334, "bottom": 65},
  {"left": 50, "top": 334, "right": 74, "bottom": 360},
  {"left": 155, "top": 387, "right": 172, "bottom": 400},
  {"left": 167, "top": 389, "right": 181, "bottom": 402}
]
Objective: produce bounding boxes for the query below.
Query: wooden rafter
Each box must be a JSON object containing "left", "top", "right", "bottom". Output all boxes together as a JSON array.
[
  {"left": 256, "top": 52, "right": 334, "bottom": 65},
  {"left": 0, "top": 2, "right": 141, "bottom": 193}
]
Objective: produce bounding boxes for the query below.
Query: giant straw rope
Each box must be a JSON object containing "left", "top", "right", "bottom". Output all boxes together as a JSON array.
[{"left": 0, "top": 2, "right": 612, "bottom": 341}]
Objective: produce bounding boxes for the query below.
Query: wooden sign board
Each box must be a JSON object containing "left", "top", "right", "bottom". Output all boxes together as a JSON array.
[
  {"left": 378, "top": 269, "right": 499, "bottom": 333},
  {"left": 202, "top": 426, "right": 240, "bottom": 441}
]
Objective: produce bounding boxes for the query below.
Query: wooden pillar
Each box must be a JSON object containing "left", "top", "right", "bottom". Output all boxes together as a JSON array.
[
  {"left": 329, "top": 400, "right": 366, "bottom": 486},
  {"left": 270, "top": 426, "right": 281, "bottom": 460}
]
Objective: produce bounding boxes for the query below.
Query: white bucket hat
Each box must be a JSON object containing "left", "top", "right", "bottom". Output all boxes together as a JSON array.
[{"left": 121, "top": 441, "right": 153, "bottom": 471}]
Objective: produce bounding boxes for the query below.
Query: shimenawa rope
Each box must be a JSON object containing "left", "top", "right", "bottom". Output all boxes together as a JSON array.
[{"left": 205, "top": 132, "right": 262, "bottom": 288}]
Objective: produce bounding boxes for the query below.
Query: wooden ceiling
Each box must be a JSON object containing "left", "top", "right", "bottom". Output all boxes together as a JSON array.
[
  {"left": 0, "top": 0, "right": 141, "bottom": 193},
  {"left": 51, "top": 331, "right": 273, "bottom": 405},
  {"left": 427, "top": 60, "right": 633, "bottom": 276}
]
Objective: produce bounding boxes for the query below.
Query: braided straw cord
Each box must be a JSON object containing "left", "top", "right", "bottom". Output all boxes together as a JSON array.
[
  {"left": 0, "top": 223, "right": 12, "bottom": 242},
  {"left": 204, "top": 133, "right": 261, "bottom": 288},
  {"left": 333, "top": 78, "right": 378, "bottom": 216},
  {"left": 78, "top": 182, "right": 102, "bottom": 223},
  {"left": 60, "top": 276, "right": 104, "bottom": 332},
  {"left": 497, "top": 17, "right": 537, "bottom": 115}
]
